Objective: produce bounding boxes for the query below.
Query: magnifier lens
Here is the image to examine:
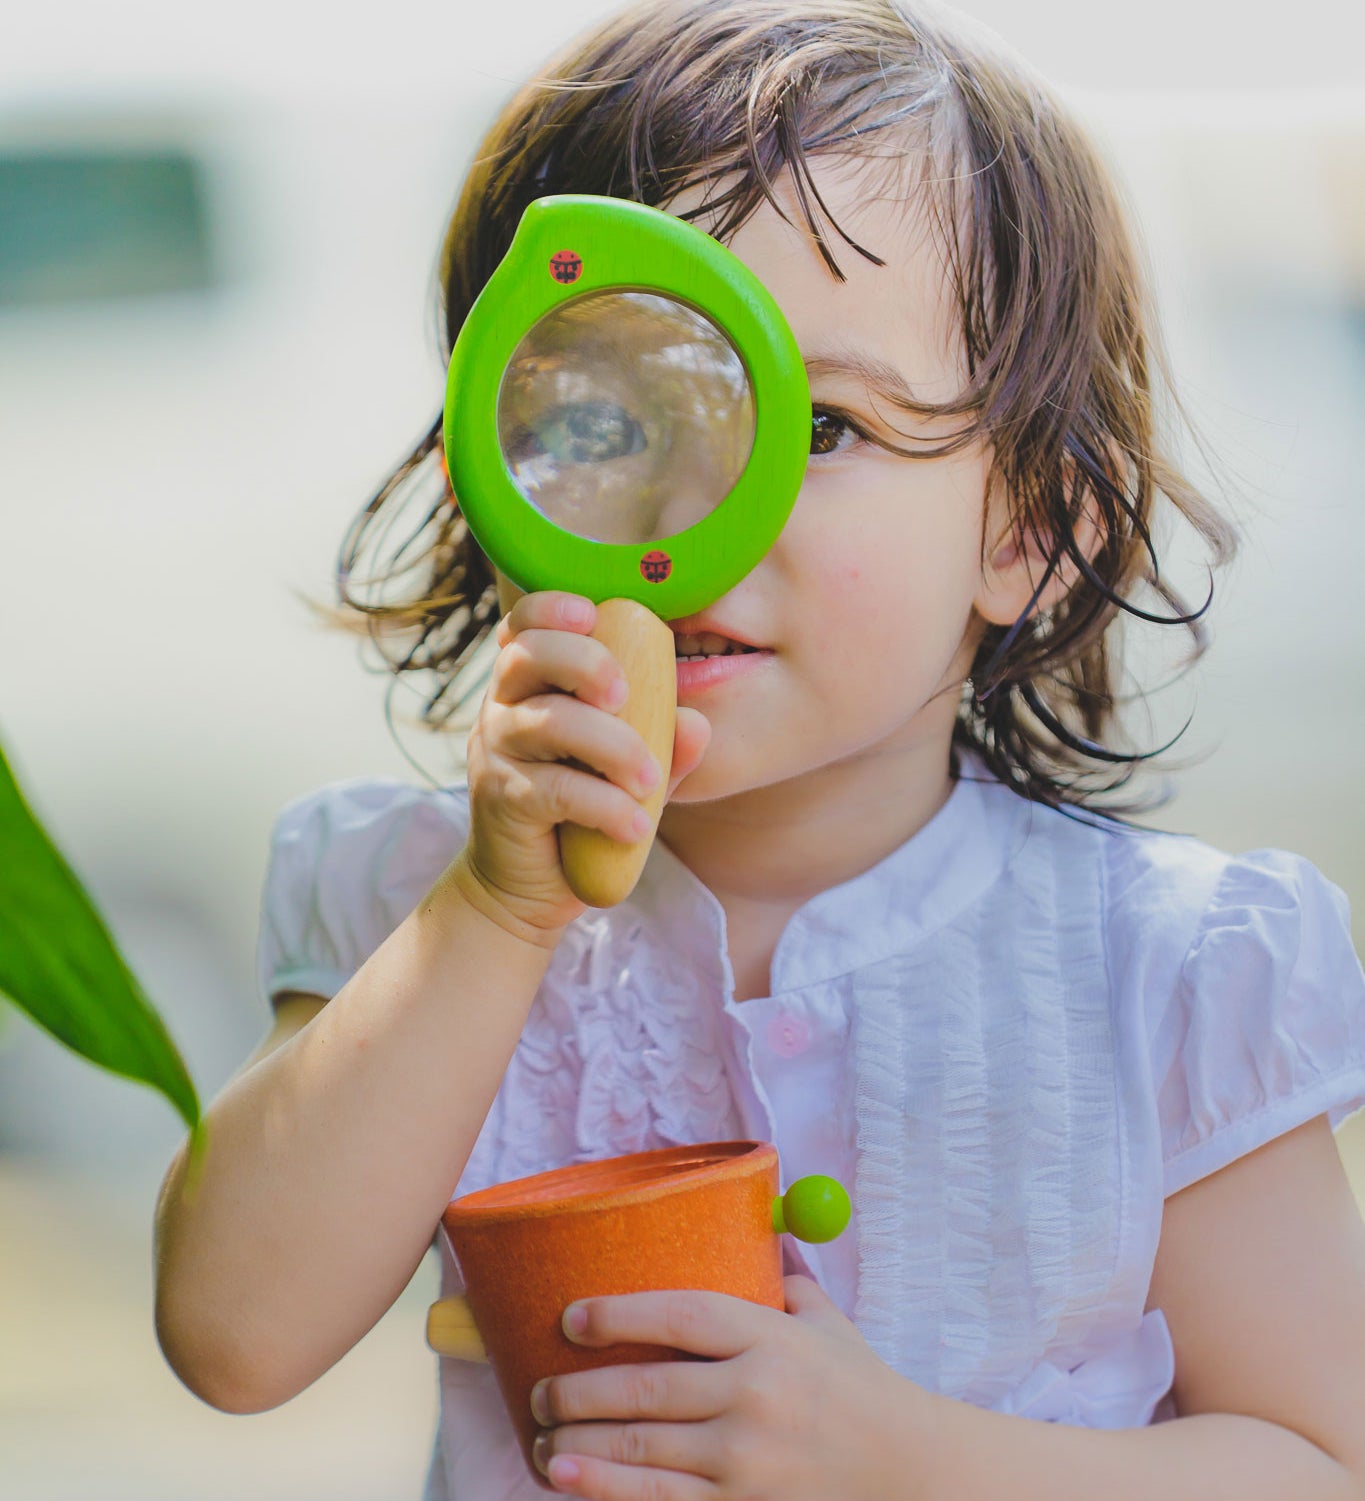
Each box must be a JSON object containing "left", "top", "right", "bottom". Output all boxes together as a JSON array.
[{"left": 497, "top": 290, "right": 756, "bottom": 546}]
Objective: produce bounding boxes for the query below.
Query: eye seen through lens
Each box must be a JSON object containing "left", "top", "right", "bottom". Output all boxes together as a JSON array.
[
  {"left": 503, "top": 400, "right": 648, "bottom": 466},
  {"left": 496, "top": 290, "right": 756, "bottom": 545}
]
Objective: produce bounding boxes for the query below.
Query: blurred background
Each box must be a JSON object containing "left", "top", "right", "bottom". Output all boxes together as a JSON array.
[{"left": 1, "top": 1, "right": 1362, "bottom": 1495}]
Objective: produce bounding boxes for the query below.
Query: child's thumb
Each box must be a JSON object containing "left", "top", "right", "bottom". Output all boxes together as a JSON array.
[{"left": 667, "top": 708, "right": 712, "bottom": 795}]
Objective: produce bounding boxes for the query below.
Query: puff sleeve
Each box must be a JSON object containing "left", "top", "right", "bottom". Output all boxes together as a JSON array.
[
  {"left": 255, "top": 778, "right": 470, "bottom": 1005},
  {"left": 1152, "top": 849, "right": 1365, "bottom": 1197}
]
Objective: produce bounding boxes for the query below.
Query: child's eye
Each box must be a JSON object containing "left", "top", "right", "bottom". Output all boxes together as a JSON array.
[
  {"left": 505, "top": 402, "right": 647, "bottom": 465},
  {"left": 809, "top": 407, "right": 861, "bottom": 457}
]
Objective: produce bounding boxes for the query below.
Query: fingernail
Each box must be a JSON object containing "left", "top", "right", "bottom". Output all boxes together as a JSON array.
[
  {"left": 562, "top": 598, "right": 592, "bottom": 628},
  {"left": 532, "top": 1429, "right": 553, "bottom": 1476},
  {"left": 638, "top": 757, "right": 661, "bottom": 792},
  {"left": 563, "top": 1302, "right": 588, "bottom": 1339},
  {"left": 631, "top": 809, "right": 653, "bottom": 839},
  {"left": 548, "top": 1455, "right": 581, "bottom": 1487},
  {"left": 605, "top": 676, "right": 628, "bottom": 709},
  {"left": 530, "top": 1378, "right": 551, "bottom": 1426}
]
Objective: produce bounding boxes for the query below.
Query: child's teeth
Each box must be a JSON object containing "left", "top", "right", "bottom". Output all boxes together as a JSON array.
[{"left": 675, "top": 632, "right": 750, "bottom": 658}]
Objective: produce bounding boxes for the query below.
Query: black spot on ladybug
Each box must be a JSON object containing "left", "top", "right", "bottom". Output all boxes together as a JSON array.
[
  {"left": 549, "top": 250, "right": 583, "bottom": 284},
  {"left": 640, "top": 550, "right": 672, "bottom": 583}
]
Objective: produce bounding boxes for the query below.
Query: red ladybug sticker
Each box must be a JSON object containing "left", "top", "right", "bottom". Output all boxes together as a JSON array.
[
  {"left": 549, "top": 249, "right": 583, "bottom": 284},
  {"left": 640, "top": 550, "right": 672, "bottom": 583}
]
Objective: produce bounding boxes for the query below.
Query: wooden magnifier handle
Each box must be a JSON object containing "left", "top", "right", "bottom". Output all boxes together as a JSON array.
[{"left": 559, "top": 599, "right": 676, "bottom": 908}]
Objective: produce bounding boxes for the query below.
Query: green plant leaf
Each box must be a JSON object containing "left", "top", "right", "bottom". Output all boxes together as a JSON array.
[{"left": 0, "top": 737, "right": 200, "bottom": 1131}]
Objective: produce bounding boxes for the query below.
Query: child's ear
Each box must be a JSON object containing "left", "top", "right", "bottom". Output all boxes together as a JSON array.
[{"left": 973, "top": 481, "right": 1103, "bottom": 628}]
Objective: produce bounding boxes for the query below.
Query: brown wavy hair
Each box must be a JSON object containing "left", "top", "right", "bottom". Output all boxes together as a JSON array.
[{"left": 338, "top": 0, "right": 1236, "bottom": 811}]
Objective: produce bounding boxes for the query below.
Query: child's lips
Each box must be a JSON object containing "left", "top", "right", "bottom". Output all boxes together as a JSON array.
[{"left": 674, "top": 647, "right": 773, "bottom": 693}]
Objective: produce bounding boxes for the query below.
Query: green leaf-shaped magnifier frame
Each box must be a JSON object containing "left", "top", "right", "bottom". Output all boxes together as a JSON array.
[{"left": 444, "top": 196, "right": 810, "bottom": 907}]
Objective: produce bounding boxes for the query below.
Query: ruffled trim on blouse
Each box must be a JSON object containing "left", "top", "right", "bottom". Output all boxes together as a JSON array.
[
  {"left": 995, "top": 1310, "right": 1175, "bottom": 1428},
  {"left": 853, "top": 790, "right": 1133, "bottom": 1407},
  {"left": 464, "top": 896, "right": 743, "bottom": 1197}
]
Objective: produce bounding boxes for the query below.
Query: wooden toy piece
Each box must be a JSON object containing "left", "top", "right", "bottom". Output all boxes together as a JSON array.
[
  {"left": 770, "top": 1174, "right": 852, "bottom": 1242},
  {"left": 426, "top": 1168, "right": 853, "bottom": 1359},
  {"left": 557, "top": 599, "right": 676, "bottom": 907},
  {"left": 425, "top": 1294, "right": 487, "bottom": 1362},
  {"left": 428, "top": 1148, "right": 853, "bottom": 1488},
  {"left": 439, "top": 1142, "right": 783, "bottom": 1486}
]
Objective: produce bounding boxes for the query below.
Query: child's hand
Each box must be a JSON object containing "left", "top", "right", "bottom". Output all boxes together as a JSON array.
[
  {"left": 458, "top": 591, "right": 710, "bottom": 937},
  {"left": 528, "top": 1275, "right": 928, "bottom": 1501}
]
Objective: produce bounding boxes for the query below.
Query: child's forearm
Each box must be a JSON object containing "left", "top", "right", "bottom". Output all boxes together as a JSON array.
[
  {"left": 904, "top": 1390, "right": 1365, "bottom": 1501},
  {"left": 153, "top": 850, "right": 564, "bottom": 1415}
]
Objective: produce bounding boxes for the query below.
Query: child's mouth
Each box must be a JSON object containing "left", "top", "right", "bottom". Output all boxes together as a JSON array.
[
  {"left": 673, "top": 632, "right": 759, "bottom": 660},
  {"left": 672, "top": 637, "right": 771, "bottom": 694}
]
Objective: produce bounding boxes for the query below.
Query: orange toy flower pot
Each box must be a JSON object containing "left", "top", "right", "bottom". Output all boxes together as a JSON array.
[{"left": 441, "top": 1140, "right": 784, "bottom": 1485}]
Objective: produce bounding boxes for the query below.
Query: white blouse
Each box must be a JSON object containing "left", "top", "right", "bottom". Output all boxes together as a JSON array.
[{"left": 257, "top": 768, "right": 1365, "bottom": 1501}]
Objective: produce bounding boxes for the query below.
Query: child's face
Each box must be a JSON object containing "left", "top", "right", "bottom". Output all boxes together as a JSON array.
[
  {"left": 493, "top": 154, "right": 1031, "bottom": 807},
  {"left": 659, "top": 154, "right": 1017, "bottom": 804}
]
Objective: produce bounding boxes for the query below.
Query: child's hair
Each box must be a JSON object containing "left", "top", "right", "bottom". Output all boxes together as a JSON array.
[{"left": 338, "top": 0, "right": 1236, "bottom": 812}]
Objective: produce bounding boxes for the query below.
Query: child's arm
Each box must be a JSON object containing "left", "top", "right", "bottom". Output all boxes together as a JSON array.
[
  {"left": 154, "top": 590, "right": 706, "bottom": 1416},
  {"left": 153, "top": 856, "right": 568, "bottom": 1415}
]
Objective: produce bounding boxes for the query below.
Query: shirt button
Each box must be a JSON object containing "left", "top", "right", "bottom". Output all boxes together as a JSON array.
[{"left": 765, "top": 1011, "right": 812, "bottom": 1059}]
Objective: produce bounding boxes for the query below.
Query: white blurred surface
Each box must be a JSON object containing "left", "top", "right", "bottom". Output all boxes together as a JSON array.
[{"left": 1, "top": 2, "right": 1363, "bottom": 1496}]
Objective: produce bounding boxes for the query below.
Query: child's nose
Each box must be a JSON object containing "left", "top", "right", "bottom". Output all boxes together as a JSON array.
[{"left": 650, "top": 432, "right": 759, "bottom": 541}]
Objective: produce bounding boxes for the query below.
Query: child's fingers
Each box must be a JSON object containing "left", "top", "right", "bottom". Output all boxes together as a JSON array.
[
  {"left": 542, "top": 1450, "right": 710, "bottom": 1500},
  {"left": 524, "top": 759, "right": 658, "bottom": 846},
  {"left": 496, "top": 591, "right": 595, "bottom": 649},
  {"left": 493, "top": 629, "right": 627, "bottom": 713},
  {"left": 537, "top": 1424, "right": 717, "bottom": 1492},
  {"left": 561, "top": 1289, "right": 767, "bottom": 1361},
  {"left": 533, "top": 1357, "right": 729, "bottom": 1428},
  {"left": 781, "top": 1274, "right": 858, "bottom": 1336},
  {"left": 493, "top": 694, "right": 663, "bottom": 807}
]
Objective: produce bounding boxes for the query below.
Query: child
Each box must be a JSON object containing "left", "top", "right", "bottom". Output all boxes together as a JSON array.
[{"left": 153, "top": 2, "right": 1365, "bottom": 1498}]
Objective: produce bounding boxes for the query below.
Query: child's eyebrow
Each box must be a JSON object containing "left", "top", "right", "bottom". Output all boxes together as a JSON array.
[{"left": 802, "top": 349, "right": 934, "bottom": 416}]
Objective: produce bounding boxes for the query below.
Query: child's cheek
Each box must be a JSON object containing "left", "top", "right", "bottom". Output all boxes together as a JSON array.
[
  {"left": 808, "top": 543, "right": 864, "bottom": 602},
  {"left": 811, "top": 555, "right": 872, "bottom": 659}
]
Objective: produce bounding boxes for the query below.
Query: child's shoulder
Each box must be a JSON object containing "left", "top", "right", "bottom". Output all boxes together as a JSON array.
[
  {"left": 994, "top": 780, "right": 1355, "bottom": 975},
  {"left": 256, "top": 776, "right": 470, "bottom": 1004},
  {"left": 263, "top": 773, "right": 469, "bottom": 905},
  {"left": 1002, "top": 792, "right": 1365, "bottom": 1195},
  {"left": 269, "top": 773, "right": 469, "bottom": 845}
]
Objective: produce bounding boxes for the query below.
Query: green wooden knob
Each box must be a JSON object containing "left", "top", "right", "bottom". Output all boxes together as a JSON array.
[{"left": 770, "top": 1175, "right": 851, "bottom": 1243}]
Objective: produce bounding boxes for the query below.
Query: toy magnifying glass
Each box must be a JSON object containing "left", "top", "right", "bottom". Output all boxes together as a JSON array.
[{"left": 444, "top": 196, "right": 809, "bottom": 906}]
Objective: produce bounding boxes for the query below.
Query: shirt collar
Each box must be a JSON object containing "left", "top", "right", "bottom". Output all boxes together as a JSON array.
[{"left": 626, "top": 763, "right": 1029, "bottom": 992}]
